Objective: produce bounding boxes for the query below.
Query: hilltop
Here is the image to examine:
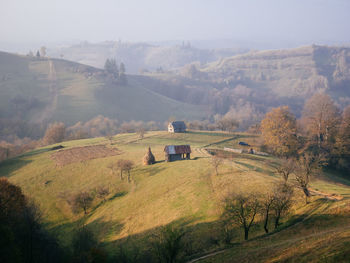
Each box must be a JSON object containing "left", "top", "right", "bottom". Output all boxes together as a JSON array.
[
  {"left": 0, "top": 51, "right": 206, "bottom": 127},
  {"left": 48, "top": 41, "right": 249, "bottom": 73},
  {"left": 1, "top": 131, "right": 350, "bottom": 261}
]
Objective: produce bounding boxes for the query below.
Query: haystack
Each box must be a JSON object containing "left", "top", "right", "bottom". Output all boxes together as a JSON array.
[{"left": 143, "top": 147, "right": 155, "bottom": 165}]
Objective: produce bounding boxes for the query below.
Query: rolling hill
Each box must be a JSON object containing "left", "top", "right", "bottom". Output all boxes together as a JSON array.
[
  {"left": 48, "top": 41, "right": 249, "bottom": 73},
  {"left": 0, "top": 51, "right": 206, "bottom": 127},
  {"left": 1, "top": 45, "right": 350, "bottom": 140},
  {"left": 1, "top": 131, "right": 350, "bottom": 261}
]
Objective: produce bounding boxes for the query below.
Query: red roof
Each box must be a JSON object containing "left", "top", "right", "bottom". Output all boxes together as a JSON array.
[{"left": 164, "top": 145, "right": 191, "bottom": 154}]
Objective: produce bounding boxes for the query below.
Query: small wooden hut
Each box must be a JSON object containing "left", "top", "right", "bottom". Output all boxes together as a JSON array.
[
  {"left": 164, "top": 145, "right": 191, "bottom": 162},
  {"left": 168, "top": 121, "right": 186, "bottom": 133},
  {"left": 143, "top": 147, "right": 156, "bottom": 165}
]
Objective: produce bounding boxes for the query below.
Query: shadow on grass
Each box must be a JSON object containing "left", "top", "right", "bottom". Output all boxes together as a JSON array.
[
  {"left": 108, "top": 191, "right": 128, "bottom": 201},
  {"left": 138, "top": 166, "right": 166, "bottom": 176},
  {"left": 321, "top": 168, "right": 350, "bottom": 187},
  {"left": 234, "top": 161, "right": 276, "bottom": 177},
  {"left": 192, "top": 157, "right": 206, "bottom": 161},
  {"left": 48, "top": 195, "right": 350, "bottom": 263},
  {"left": 49, "top": 217, "right": 124, "bottom": 248},
  {"left": 0, "top": 157, "right": 32, "bottom": 177}
]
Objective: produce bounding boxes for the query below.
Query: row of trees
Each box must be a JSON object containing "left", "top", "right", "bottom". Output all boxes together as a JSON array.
[
  {"left": 221, "top": 180, "right": 294, "bottom": 242},
  {"left": 27, "top": 46, "right": 47, "bottom": 58},
  {"left": 104, "top": 58, "right": 127, "bottom": 84},
  {"left": 261, "top": 93, "right": 350, "bottom": 171}
]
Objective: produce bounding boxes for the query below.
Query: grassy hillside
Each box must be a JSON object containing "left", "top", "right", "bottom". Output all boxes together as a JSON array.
[
  {"left": 0, "top": 51, "right": 206, "bottom": 126},
  {"left": 1, "top": 131, "right": 350, "bottom": 261}
]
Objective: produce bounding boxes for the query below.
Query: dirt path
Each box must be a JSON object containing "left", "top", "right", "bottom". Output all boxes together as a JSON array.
[{"left": 309, "top": 188, "right": 343, "bottom": 201}]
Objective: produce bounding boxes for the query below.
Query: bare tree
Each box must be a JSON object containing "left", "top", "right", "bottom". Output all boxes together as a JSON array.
[
  {"left": 72, "top": 191, "right": 94, "bottom": 215},
  {"left": 116, "top": 160, "right": 125, "bottom": 180},
  {"left": 275, "top": 158, "right": 295, "bottom": 182},
  {"left": 116, "top": 159, "right": 135, "bottom": 183},
  {"left": 210, "top": 155, "right": 223, "bottom": 176},
  {"left": 271, "top": 182, "right": 294, "bottom": 229},
  {"left": 124, "top": 160, "right": 134, "bottom": 183},
  {"left": 216, "top": 116, "right": 239, "bottom": 133},
  {"left": 152, "top": 225, "right": 186, "bottom": 263},
  {"left": 302, "top": 93, "right": 340, "bottom": 150},
  {"left": 96, "top": 186, "right": 109, "bottom": 202},
  {"left": 295, "top": 153, "right": 322, "bottom": 204},
  {"left": 222, "top": 193, "right": 260, "bottom": 240},
  {"left": 261, "top": 193, "right": 275, "bottom": 233},
  {"left": 137, "top": 127, "right": 146, "bottom": 140}
]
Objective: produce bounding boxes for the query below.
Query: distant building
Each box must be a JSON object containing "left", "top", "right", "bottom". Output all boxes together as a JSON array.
[
  {"left": 164, "top": 145, "right": 191, "bottom": 162},
  {"left": 168, "top": 121, "right": 186, "bottom": 133}
]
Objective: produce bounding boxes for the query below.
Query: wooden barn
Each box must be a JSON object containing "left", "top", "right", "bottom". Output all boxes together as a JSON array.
[
  {"left": 164, "top": 145, "right": 191, "bottom": 162},
  {"left": 168, "top": 121, "right": 186, "bottom": 133}
]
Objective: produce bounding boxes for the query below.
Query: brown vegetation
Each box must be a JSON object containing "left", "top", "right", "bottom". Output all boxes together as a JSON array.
[
  {"left": 261, "top": 106, "right": 298, "bottom": 156},
  {"left": 143, "top": 147, "right": 155, "bottom": 165},
  {"left": 51, "top": 145, "right": 120, "bottom": 166},
  {"left": 43, "top": 122, "right": 66, "bottom": 145}
]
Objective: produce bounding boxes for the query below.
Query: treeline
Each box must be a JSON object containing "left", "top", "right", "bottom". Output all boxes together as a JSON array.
[
  {"left": 0, "top": 116, "right": 165, "bottom": 162},
  {"left": 260, "top": 93, "right": 350, "bottom": 172},
  {"left": 104, "top": 58, "right": 127, "bottom": 84},
  {"left": 66, "top": 116, "right": 163, "bottom": 140}
]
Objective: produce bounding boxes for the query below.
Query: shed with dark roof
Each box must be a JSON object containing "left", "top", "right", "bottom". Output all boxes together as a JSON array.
[
  {"left": 168, "top": 121, "right": 186, "bottom": 133},
  {"left": 164, "top": 145, "right": 191, "bottom": 162}
]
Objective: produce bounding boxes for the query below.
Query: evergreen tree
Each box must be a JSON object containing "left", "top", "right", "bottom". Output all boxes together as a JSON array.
[
  {"left": 119, "top": 62, "right": 127, "bottom": 84},
  {"left": 104, "top": 58, "right": 119, "bottom": 79}
]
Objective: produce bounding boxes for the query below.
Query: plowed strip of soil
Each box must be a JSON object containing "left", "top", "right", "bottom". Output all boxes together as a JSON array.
[{"left": 51, "top": 145, "right": 120, "bottom": 166}]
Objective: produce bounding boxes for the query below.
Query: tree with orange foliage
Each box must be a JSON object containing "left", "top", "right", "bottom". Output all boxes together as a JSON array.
[{"left": 261, "top": 106, "right": 298, "bottom": 156}]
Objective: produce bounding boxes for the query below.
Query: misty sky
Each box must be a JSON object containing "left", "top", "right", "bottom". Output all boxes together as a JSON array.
[{"left": 1, "top": 0, "right": 349, "bottom": 48}]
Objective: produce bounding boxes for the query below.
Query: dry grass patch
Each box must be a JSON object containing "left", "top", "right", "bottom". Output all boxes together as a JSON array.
[{"left": 51, "top": 145, "right": 121, "bottom": 166}]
